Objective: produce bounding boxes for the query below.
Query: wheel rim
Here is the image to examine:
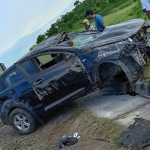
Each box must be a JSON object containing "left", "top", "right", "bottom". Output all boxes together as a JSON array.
[{"left": 14, "top": 114, "right": 30, "bottom": 131}]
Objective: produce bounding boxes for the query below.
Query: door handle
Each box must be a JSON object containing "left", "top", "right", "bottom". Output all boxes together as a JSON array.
[
  {"left": 10, "top": 89, "right": 16, "bottom": 94},
  {"left": 33, "top": 79, "right": 44, "bottom": 86}
]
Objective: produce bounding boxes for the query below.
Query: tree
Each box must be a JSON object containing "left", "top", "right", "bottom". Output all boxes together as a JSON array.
[
  {"left": 45, "top": 29, "right": 51, "bottom": 37},
  {"left": 74, "top": 0, "right": 81, "bottom": 6},
  {"left": 30, "top": 44, "right": 37, "bottom": 51},
  {"left": 48, "top": 23, "right": 58, "bottom": 35},
  {"left": 36, "top": 34, "right": 46, "bottom": 44},
  {"left": 108, "top": 0, "right": 117, "bottom": 3}
]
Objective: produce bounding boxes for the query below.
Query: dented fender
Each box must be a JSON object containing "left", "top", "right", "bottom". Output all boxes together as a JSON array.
[
  {"left": 90, "top": 56, "right": 134, "bottom": 90},
  {"left": 91, "top": 55, "right": 119, "bottom": 82}
]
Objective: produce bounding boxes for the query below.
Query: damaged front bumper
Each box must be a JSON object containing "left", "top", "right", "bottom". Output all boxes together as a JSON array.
[{"left": 136, "top": 79, "right": 150, "bottom": 97}]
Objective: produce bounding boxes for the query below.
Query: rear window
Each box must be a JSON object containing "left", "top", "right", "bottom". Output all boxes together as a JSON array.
[
  {"left": 20, "top": 60, "right": 37, "bottom": 76},
  {"left": 3, "top": 67, "right": 25, "bottom": 87}
]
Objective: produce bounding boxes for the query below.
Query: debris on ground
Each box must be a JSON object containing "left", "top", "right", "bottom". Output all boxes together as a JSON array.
[
  {"left": 119, "top": 118, "right": 150, "bottom": 149},
  {"left": 0, "top": 108, "right": 119, "bottom": 150},
  {"left": 59, "top": 133, "right": 80, "bottom": 149},
  {"left": 94, "top": 138, "right": 110, "bottom": 143}
]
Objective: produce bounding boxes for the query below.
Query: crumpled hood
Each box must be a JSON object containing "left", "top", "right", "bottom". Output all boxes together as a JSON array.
[
  {"left": 68, "top": 19, "right": 145, "bottom": 49},
  {"left": 85, "top": 19, "right": 145, "bottom": 48},
  {"left": 31, "top": 19, "right": 146, "bottom": 52}
]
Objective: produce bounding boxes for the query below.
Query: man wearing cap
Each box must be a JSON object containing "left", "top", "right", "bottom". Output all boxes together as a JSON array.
[
  {"left": 140, "top": 0, "right": 150, "bottom": 20},
  {"left": 85, "top": 10, "right": 106, "bottom": 31},
  {"left": 83, "top": 19, "right": 95, "bottom": 31}
]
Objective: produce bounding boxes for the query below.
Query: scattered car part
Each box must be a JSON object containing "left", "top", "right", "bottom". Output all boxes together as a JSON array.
[
  {"left": 94, "top": 138, "right": 110, "bottom": 143},
  {"left": 59, "top": 133, "right": 80, "bottom": 149},
  {"left": 119, "top": 118, "right": 150, "bottom": 149},
  {"left": 136, "top": 79, "right": 150, "bottom": 97}
]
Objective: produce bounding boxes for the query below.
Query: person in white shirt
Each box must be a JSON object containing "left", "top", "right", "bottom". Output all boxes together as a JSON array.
[
  {"left": 140, "top": 0, "right": 150, "bottom": 19},
  {"left": 83, "top": 19, "right": 95, "bottom": 31}
]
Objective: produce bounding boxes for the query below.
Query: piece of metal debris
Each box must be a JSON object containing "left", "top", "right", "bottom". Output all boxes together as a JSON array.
[
  {"left": 59, "top": 133, "right": 80, "bottom": 149},
  {"left": 94, "top": 138, "right": 110, "bottom": 143},
  {"left": 119, "top": 118, "right": 150, "bottom": 149}
]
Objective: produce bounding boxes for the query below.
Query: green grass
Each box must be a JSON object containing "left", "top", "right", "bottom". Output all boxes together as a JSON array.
[
  {"left": 37, "top": 54, "right": 52, "bottom": 65},
  {"left": 104, "top": 2, "right": 138, "bottom": 25}
]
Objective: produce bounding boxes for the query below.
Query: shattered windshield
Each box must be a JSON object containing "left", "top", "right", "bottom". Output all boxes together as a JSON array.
[{"left": 68, "top": 32, "right": 100, "bottom": 47}]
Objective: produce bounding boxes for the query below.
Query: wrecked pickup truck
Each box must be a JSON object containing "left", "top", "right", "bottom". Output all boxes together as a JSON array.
[{"left": 0, "top": 19, "right": 150, "bottom": 135}]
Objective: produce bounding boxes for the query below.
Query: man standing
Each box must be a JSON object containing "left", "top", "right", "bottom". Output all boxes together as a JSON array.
[
  {"left": 140, "top": 0, "right": 150, "bottom": 20},
  {"left": 83, "top": 19, "right": 95, "bottom": 31},
  {"left": 85, "top": 10, "right": 106, "bottom": 31}
]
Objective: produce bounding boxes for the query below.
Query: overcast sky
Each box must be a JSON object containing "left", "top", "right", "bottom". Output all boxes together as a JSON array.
[{"left": 0, "top": 0, "right": 77, "bottom": 55}]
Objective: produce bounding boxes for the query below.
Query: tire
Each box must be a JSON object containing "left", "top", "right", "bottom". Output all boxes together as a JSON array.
[{"left": 9, "top": 108, "right": 36, "bottom": 135}]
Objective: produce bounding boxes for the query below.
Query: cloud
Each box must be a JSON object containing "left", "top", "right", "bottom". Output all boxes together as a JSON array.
[{"left": 0, "top": 0, "right": 75, "bottom": 54}]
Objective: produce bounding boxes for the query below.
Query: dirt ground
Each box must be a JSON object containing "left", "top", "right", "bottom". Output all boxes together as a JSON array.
[{"left": 0, "top": 105, "right": 122, "bottom": 150}]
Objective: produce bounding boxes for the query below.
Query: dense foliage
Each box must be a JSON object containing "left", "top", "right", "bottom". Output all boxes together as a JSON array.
[{"left": 30, "top": 0, "right": 142, "bottom": 50}]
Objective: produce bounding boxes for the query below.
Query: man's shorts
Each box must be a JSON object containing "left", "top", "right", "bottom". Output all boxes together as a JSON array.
[{"left": 141, "top": 0, "right": 150, "bottom": 12}]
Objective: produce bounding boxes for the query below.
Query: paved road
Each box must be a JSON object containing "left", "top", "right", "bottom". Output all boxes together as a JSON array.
[{"left": 77, "top": 91, "right": 150, "bottom": 128}]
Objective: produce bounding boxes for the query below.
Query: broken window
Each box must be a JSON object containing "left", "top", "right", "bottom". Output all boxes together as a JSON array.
[
  {"left": 68, "top": 32, "right": 99, "bottom": 47},
  {"left": 34, "top": 53, "right": 66, "bottom": 71}
]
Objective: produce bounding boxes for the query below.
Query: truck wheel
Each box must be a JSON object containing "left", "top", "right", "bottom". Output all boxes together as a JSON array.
[{"left": 9, "top": 108, "right": 36, "bottom": 135}]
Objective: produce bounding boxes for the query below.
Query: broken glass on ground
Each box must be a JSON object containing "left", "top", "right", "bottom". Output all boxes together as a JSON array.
[{"left": 119, "top": 118, "right": 150, "bottom": 149}]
